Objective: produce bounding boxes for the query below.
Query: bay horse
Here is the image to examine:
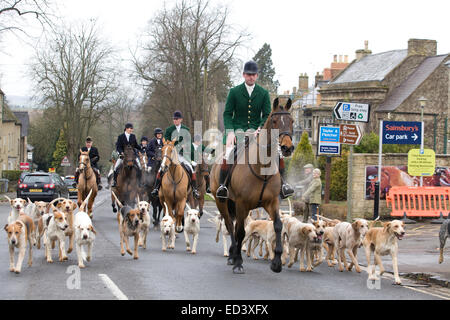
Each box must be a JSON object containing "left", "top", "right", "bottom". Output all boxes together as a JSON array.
[
  {"left": 139, "top": 148, "right": 164, "bottom": 227},
  {"left": 159, "top": 138, "right": 190, "bottom": 233},
  {"left": 111, "top": 145, "right": 140, "bottom": 212},
  {"left": 188, "top": 154, "right": 209, "bottom": 218},
  {"left": 77, "top": 150, "right": 98, "bottom": 218},
  {"left": 210, "top": 97, "right": 295, "bottom": 274}
]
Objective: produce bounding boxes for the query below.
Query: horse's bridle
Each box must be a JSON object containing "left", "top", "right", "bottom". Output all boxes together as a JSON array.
[{"left": 256, "top": 111, "right": 293, "bottom": 149}]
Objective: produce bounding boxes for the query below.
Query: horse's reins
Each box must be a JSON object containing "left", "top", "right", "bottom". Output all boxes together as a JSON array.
[{"left": 249, "top": 110, "right": 294, "bottom": 207}]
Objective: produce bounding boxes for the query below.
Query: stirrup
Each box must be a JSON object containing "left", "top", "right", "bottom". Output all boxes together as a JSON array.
[
  {"left": 151, "top": 188, "right": 159, "bottom": 198},
  {"left": 280, "top": 183, "right": 294, "bottom": 199},
  {"left": 216, "top": 185, "right": 229, "bottom": 199},
  {"left": 193, "top": 188, "right": 200, "bottom": 200}
]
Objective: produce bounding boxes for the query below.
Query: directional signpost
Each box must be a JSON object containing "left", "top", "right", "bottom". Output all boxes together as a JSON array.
[
  {"left": 339, "top": 124, "right": 362, "bottom": 145},
  {"left": 334, "top": 102, "right": 370, "bottom": 123}
]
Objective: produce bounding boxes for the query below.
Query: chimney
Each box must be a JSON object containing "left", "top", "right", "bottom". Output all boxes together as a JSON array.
[
  {"left": 298, "top": 73, "right": 309, "bottom": 91},
  {"left": 355, "top": 40, "right": 372, "bottom": 61},
  {"left": 344, "top": 55, "right": 348, "bottom": 63},
  {"left": 292, "top": 87, "right": 297, "bottom": 95},
  {"left": 333, "top": 55, "right": 337, "bottom": 63},
  {"left": 339, "top": 55, "right": 342, "bottom": 63},
  {"left": 407, "top": 39, "right": 437, "bottom": 56},
  {"left": 315, "top": 72, "right": 323, "bottom": 88}
]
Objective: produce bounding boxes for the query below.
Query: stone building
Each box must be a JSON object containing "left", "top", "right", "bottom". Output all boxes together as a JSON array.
[
  {"left": 0, "top": 89, "right": 23, "bottom": 175},
  {"left": 317, "top": 39, "right": 450, "bottom": 154}
]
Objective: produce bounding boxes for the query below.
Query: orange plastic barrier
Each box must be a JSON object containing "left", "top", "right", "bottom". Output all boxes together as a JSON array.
[{"left": 386, "top": 186, "right": 450, "bottom": 217}]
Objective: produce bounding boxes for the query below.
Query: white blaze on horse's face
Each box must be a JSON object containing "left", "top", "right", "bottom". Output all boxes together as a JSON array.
[
  {"left": 161, "top": 146, "right": 169, "bottom": 170},
  {"left": 79, "top": 154, "right": 89, "bottom": 170}
]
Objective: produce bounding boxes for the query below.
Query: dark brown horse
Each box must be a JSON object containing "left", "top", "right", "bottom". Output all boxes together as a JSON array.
[
  {"left": 111, "top": 145, "right": 139, "bottom": 212},
  {"left": 210, "top": 98, "right": 295, "bottom": 274},
  {"left": 188, "top": 154, "right": 209, "bottom": 218}
]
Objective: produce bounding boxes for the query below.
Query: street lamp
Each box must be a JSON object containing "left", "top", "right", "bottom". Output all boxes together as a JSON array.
[{"left": 418, "top": 96, "right": 427, "bottom": 186}]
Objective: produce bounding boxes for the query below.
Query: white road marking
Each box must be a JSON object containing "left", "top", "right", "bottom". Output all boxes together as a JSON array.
[
  {"left": 359, "top": 266, "right": 449, "bottom": 300},
  {"left": 99, "top": 274, "right": 128, "bottom": 300}
]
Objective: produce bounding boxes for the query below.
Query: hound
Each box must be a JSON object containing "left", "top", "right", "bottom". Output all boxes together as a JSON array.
[
  {"left": 5, "top": 196, "right": 27, "bottom": 224},
  {"left": 363, "top": 220, "right": 406, "bottom": 285},
  {"left": 112, "top": 191, "right": 141, "bottom": 259},
  {"left": 333, "top": 219, "right": 369, "bottom": 273},
  {"left": 74, "top": 190, "right": 96, "bottom": 268},
  {"left": 241, "top": 219, "right": 276, "bottom": 261},
  {"left": 4, "top": 213, "right": 35, "bottom": 273},
  {"left": 282, "top": 217, "right": 319, "bottom": 272},
  {"left": 24, "top": 199, "right": 48, "bottom": 249},
  {"left": 43, "top": 205, "right": 69, "bottom": 263},
  {"left": 184, "top": 204, "right": 200, "bottom": 254},
  {"left": 208, "top": 212, "right": 231, "bottom": 257},
  {"left": 56, "top": 198, "right": 78, "bottom": 254},
  {"left": 160, "top": 202, "right": 175, "bottom": 251},
  {"left": 137, "top": 197, "right": 151, "bottom": 249}
]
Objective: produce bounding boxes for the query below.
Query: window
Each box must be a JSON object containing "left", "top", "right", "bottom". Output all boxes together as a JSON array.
[{"left": 23, "top": 175, "right": 51, "bottom": 184}]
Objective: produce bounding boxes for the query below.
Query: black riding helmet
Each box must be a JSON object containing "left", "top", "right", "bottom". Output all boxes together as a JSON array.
[
  {"left": 154, "top": 128, "right": 163, "bottom": 136},
  {"left": 141, "top": 136, "right": 149, "bottom": 142}
]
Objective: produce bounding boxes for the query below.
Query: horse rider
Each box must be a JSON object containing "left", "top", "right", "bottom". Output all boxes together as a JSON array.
[
  {"left": 111, "top": 123, "right": 143, "bottom": 188},
  {"left": 191, "top": 134, "right": 211, "bottom": 194},
  {"left": 139, "top": 136, "right": 151, "bottom": 166},
  {"left": 151, "top": 110, "right": 200, "bottom": 200},
  {"left": 148, "top": 128, "right": 164, "bottom": 170},
  {"left": 215, "top": 60, "right": 294, "bottom": 200},
  {"left": 75, "top": 136, "right": 103, "bottom": 190}
]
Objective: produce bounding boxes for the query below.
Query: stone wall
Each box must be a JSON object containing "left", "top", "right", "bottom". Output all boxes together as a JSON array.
[{"left": 349, "top": 153, "right": 450, "bottom": 219}]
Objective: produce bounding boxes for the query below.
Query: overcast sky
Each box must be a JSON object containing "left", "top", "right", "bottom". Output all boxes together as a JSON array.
[{"left": 0, "top": 0, "right": 449, "bottom": 103}]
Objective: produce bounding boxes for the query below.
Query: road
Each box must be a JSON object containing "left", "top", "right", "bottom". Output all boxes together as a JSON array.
[{"left": 0, "top": 189, "right": 449, "bottom": 301}]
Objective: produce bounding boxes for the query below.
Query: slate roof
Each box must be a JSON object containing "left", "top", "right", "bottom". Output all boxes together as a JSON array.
[
  {"left": 377, "top": 55, "right": 448, "bottom": 112},
  {"left": 331, "top": 50, "right": 408, "bottom": 84},
  {"left": 12, "top": 111, "right": 30, "bottom": 137}
]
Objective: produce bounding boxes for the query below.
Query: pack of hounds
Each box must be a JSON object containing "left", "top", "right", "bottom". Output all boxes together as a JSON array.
[{"left": 3, "top": 194, "right": 449, "bottom": 286}]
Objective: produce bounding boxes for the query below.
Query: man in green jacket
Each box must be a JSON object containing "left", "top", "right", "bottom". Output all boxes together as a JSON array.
[
  {"left": 216, "top": 60, "right": 294, "bottom": 200},
  {"left": 151, "top": 110, "right": 200, "bottom": 199}
]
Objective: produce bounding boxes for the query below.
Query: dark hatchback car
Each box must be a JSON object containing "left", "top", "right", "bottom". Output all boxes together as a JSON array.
[
  {"left": 17, "top": 172, "right": 69, "bottom": 201},
  {"left": 64, "top": 175, "right": 78, "bottom": 199}
]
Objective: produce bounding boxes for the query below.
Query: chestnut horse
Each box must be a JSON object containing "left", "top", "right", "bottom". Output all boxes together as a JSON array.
[
  {"left": 159, "top": 138, "right": 190, "bottom": 233},
  {"left": 77, "top": 150, "right": 98, "bottom": 218},
  {"left": 210, "top": 98, "right": 295, "bottom": 274}
]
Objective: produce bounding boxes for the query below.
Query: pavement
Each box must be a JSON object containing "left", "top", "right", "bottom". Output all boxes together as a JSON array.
[{"left": 0, "top": 186, "right": 449, "bottom": 300}]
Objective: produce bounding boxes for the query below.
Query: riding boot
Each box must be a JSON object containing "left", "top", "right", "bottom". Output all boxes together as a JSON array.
[
  {"left": 74, "top": 169, "right": 80, "bottom": 184},
  {"left": 216, "top": 159, "right": 230, "bottom": 200},
  {"left": 191, "top": 172, "right": 200, "bottom": 200},
  {"left": 95, "top": 169, "right": 103, "bottom": 190},
  {"left": 151, "top": 171, "right": 162, "bottom": 198},
  {"left": 205, "top": 175, "right": 211, "bottom": 194},
  {"left": 111, "top": 170, "right": 118, "bottom": 188},
  {"left": 279, "top": 158, "right": 294, "bottom": 199}
]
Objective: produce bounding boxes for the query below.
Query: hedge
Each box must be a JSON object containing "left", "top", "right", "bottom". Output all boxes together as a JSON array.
[{"left": 1, "top": 170, "right": 22, "bottom": 181}]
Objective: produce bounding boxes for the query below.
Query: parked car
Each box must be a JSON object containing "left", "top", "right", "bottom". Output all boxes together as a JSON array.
[
  {"left": 64, "top": 175, "right": 78, "bottom": 199},
  {"left": 17, "top": 172, "right": 69, "bottom": 201}
]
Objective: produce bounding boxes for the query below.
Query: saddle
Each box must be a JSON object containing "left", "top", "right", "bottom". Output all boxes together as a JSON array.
[{"left": 180, "top": 162, "right": 193, "bottom": 183}]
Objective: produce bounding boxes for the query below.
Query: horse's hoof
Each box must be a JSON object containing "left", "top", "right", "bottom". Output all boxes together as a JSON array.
[
  {"left": 113, "top": 208, "right": 117, "bottom": 213},
  {"left": 233, "top": 265, "right": 245, "bottom": 274},
  {"left": 270, "top": 260, "right": 282, "bottom": 273}
]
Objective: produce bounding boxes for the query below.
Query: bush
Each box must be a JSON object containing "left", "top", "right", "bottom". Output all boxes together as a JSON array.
[{"left": 1, "top": 170, "right": 21, "bottom": 181}]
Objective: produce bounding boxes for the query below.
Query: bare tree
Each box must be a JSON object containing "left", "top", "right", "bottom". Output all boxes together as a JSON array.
[
  {"left": 0, "top": 0, "right": 55, "bottom": 38},
  {"left": 134, "top": 0, "right": 248, "bottom": 130},
  {"left": 31, "top": 21, "right": 119, "bottom": 165}
]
